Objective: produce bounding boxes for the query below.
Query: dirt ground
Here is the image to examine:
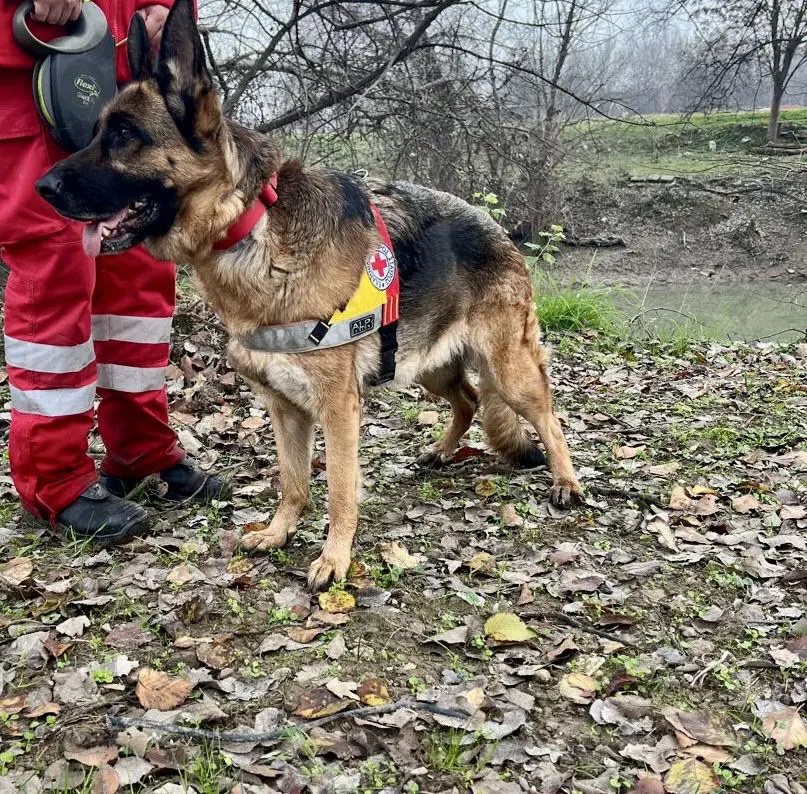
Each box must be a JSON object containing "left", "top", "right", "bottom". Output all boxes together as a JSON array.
[
  {"left": 556, "top": 164, "right": 807, "bottom": 287},
  {"left": 1, "top": 295, "right": 807, "bottom": 793}
]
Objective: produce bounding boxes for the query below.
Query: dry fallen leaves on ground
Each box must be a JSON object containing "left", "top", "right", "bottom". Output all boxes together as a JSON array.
[
  {"left": 483, "top": 613, "right": 536, "bottom": 644},
  {"left": 135, "top": 668, "right": 194, "bottom": 711},
  {"left": 1, "top": 332, "right": 807, "bottom": 792}
]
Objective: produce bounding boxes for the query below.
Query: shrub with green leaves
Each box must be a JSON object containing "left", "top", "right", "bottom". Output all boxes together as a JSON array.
[{"left": 525, "top": 224, "right": 566, "bottom": 267}]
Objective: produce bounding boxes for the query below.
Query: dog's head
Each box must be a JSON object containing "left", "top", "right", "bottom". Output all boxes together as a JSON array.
[{"left": 37, "top": 0, "right": 265, "bottom": 259}]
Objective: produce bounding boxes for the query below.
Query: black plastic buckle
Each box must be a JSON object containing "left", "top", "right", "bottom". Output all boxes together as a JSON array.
[{"left": 308, "top": 321, "right": 330, "bottom": 345}]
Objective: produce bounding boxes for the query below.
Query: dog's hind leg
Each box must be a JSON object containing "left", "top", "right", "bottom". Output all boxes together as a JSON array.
[
  {"left": 479, "top": 379, "right": 546, "bottom": 469},
  {"left": 307, "top": 382, "right": 362, "bottom": 591},
  {"left": 242, "top": 393, "right": 314, "bottom": 553},
  {"left": 416, "top": 365, "right": 479, "bottom": 467},
  {"left": 479, "top": 309, "right": 581, "bottom": 508}
]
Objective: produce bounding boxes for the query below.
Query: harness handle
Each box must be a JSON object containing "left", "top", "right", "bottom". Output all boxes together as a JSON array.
[{"left": 13, "top": 0, "right": 108, "bottom": 57}]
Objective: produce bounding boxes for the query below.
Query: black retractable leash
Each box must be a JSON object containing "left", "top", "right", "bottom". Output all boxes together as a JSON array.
[{"left": 12, "top": 0, "right": 116, "bottom": 150}]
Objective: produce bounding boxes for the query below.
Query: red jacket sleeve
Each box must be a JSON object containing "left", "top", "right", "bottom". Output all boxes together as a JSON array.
[
  {"left": 0, "top": 1, "right": 47, "bottom": 70},
  {"left": 0, "top": 0, "right": 198, "bottom": 77}
]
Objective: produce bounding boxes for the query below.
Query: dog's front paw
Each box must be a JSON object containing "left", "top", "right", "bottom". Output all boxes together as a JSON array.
[
  {"left": 549, "top": 479, "right": 583, "bottom": 509},
  {"left": 307, "top": 549, "right": 352, "bottom": 591},
  {"left": 417, "top": 447, "right": 450, "bottom": 469},
  {"left": 241, "top": 527, "right": 288, "bottom": 553}
]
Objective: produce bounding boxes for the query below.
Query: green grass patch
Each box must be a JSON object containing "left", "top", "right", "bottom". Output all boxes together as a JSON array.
[
  {"left": 532, "top": 271, "right": 726, "bottom": 354},
  {"left": 564, "top": 107, "right": 807, "bottom": 182},
  {"left": 574, "top": 108, "right": 807, "bottom": 154},
  {"left": 533, "top": 271, "right": 623, "bottom": 335}
]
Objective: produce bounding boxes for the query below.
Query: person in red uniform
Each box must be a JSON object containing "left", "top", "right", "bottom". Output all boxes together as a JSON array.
[{"left": 0, "top": 0, "right": 227, "bottom": 544}]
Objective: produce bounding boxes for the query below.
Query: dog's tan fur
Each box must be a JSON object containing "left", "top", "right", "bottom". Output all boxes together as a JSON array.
[{"left": 42, "top": 0, "right": 583, "bottom": 589}]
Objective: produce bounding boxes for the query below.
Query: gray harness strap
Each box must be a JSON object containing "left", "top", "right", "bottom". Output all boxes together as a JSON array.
[{"left": 238, "top": 307, "right": 382, "bottom": 354}]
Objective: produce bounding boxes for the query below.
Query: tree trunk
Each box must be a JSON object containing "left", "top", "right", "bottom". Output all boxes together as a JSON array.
[{"left": 768, "top": 82, "right": 784, "bottom": 143}]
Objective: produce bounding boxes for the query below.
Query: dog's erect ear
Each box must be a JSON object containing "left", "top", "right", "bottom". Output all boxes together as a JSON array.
[
  {"left": 155, "top": 0, "right": 216, "bottom": 147},
  {"left": 127, "top": 12, "right": 152, "bottom": 82}
]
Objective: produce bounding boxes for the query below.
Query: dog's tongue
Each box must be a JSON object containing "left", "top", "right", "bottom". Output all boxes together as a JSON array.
[{"left": 82, "top": 207, "right": 130, "bottom": 257}]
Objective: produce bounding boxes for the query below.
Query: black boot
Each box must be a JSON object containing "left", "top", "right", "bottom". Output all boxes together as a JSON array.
[
  {"left": 55, "top": 483, "right": 149, "bottom": 546},
  {"left": 101, "top": 459, "right": 230, "bottom": 503}
]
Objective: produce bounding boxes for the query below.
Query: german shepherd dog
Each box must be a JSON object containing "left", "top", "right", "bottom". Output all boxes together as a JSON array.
[{"left": 37, "top": 0, "right": 582, "bottom": 589}]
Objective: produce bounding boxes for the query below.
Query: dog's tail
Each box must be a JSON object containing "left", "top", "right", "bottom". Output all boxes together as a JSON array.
[{"left": 481, "top": 388, "right": 546, "bottom": 468}]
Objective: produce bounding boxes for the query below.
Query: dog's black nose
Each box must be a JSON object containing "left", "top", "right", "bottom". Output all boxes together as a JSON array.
[{"left": 36, "top": 171, "right": 64, "bottom": 202}]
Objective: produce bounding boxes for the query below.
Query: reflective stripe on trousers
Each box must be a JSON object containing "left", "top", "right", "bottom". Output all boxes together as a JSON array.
[
  {"left": 91, "top": 314, "right": 172, "bottom": 344},
  {"left": 8, "top": 383, "right": 96, "bottom": 417},
  {"left": 96, "top": 363, "right": 165, "bottom": 392},
  {"left": 5, "top": 313, "right": 170, "bottom": 416},
  {"left": 4, "top": 334, "right": 94, "bottom": 374}
]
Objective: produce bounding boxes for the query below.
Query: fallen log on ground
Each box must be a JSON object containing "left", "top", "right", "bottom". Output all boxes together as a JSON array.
[{"left": 564, "top": 236, "right": 625, "bottom": 248}]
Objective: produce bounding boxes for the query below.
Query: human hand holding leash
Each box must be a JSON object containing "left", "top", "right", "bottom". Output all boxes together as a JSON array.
[
  {"left": 138, "top": 4, "right": 169, "bottom": 53},
  {"left": 32, "top": 0, "right": 81, "bottom": 26}
]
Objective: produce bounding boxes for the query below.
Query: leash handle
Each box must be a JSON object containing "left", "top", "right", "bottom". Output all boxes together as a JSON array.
[{"left": 13, "top": 0, "right": 108, "bottom": 56}]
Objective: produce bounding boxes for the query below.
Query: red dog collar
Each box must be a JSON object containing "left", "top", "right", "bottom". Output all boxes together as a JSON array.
[{"left": 212, "top": 173, "right": 279, "bottom": 251}]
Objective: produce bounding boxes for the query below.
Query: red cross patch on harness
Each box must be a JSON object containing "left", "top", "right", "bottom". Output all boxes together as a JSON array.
[{"left": 365, "top": 243, "right": 397, "bottom": 291}]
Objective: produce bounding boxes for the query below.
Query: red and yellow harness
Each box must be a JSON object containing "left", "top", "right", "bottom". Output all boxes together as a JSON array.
[{"left": 212, "top": 174, "right": 400, "bottom": 384}]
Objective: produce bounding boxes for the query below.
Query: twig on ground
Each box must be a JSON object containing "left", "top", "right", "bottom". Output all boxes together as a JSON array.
[
  {"left": 564, "top": 236, "right": 625, "bottom": 248},
  {"left": 585, "top": 482, "right": 666, "bottom": 509},
  {"left": 107, "top": 699, "right": 467, "bottom": 743},
  {"left": 547, "top": 610, "right": 639, "bottom": 649},
  {"left": 125, "top": 475, "right": 158, "bottom": 502},
  {"left": 582, "top": 425, "right": 671, "bottom": 435},
  {"left": 739, "top": 659, "right": 782, "bottom": 670},
  {"left": 690, "top": 650, "right": 730, "bottom": 688}
]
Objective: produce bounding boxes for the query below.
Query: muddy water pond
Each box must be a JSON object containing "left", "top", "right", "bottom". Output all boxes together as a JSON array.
[{"left": 613, "top": 281, "right": 807, "bottom": 341}]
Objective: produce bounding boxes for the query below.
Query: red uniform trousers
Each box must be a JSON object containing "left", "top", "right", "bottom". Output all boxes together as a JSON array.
[{"left": 1, "top": 74, "right": 184, "bottom": 522}]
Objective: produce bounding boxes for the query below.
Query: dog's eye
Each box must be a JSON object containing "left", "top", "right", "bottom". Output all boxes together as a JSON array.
[
  {"left": 101, "top": 114, "right": 154, "bottom": 154},
  {"left": 107, "top": 119, "right": 143, "bottom": 149},
  {"left": 114, "top": 124, "right": 136, "bottom": 145}
]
